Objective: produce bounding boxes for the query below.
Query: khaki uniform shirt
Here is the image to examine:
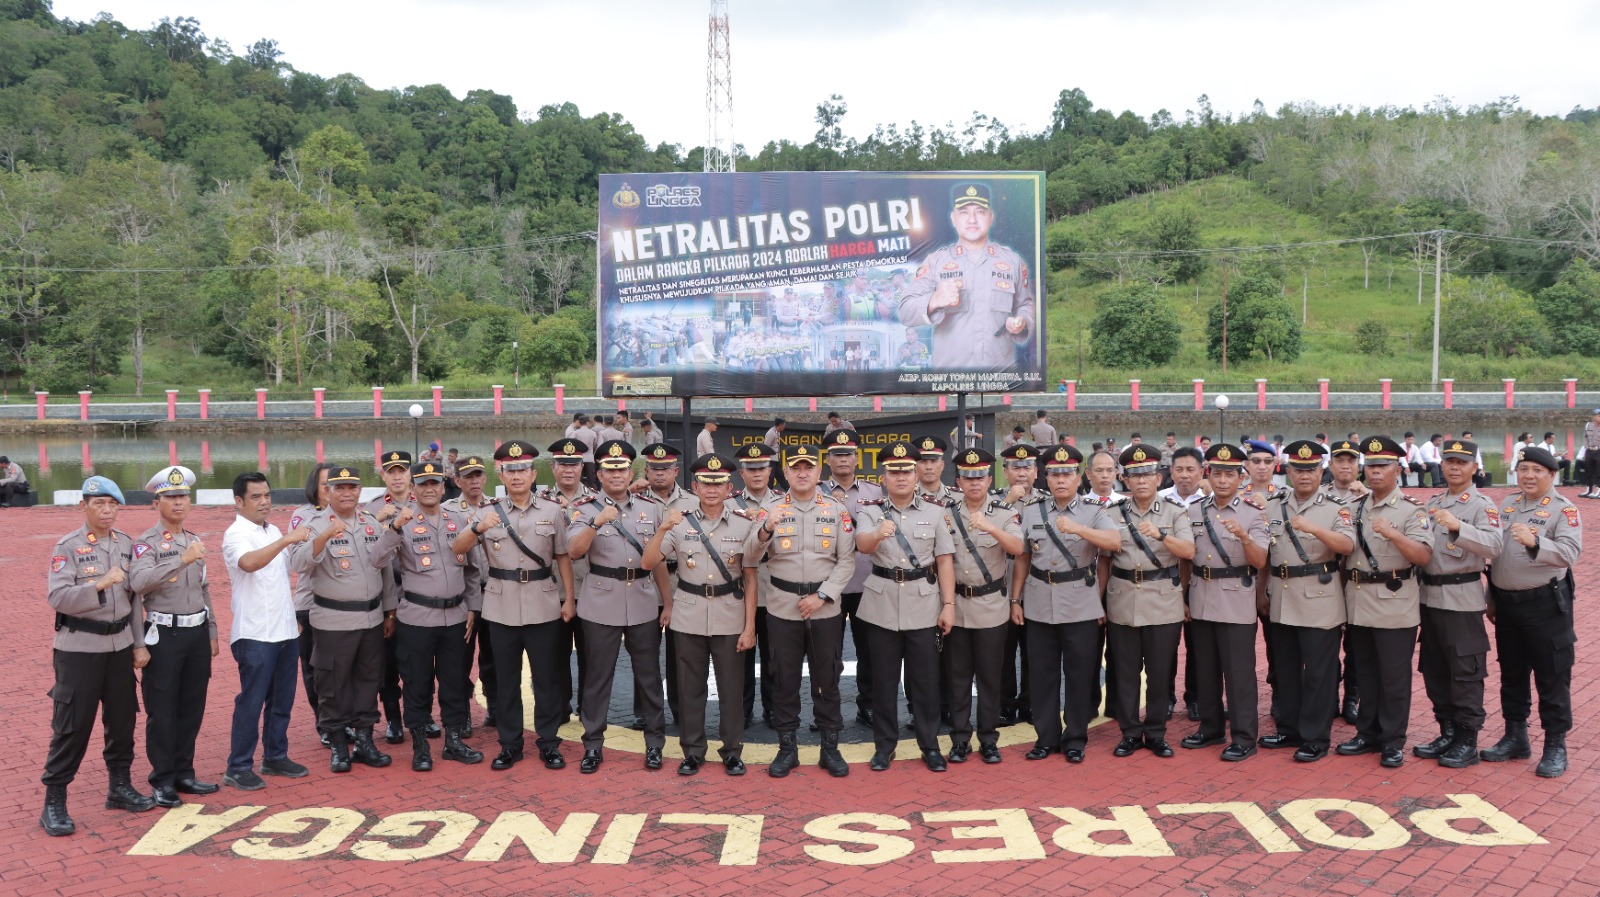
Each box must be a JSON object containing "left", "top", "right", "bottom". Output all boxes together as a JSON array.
[
  {"left": 658, "top": 507, "right": 761, "bottom": 637},
  {"left": 853, "top": 496, "right": 955, "bottom": 631},
  {"left": 825, "top": 477, "right": 883, "bottom": 594},
  {"left": 652, "top": 484, "right": 700, "bottom": 515},
  {"left": 732, "top": 487, "right": 785, "bottom": 608},
  {"left": 1488, "top": 489, "right": 1583, "bottom": 591},
  {"left": 130, "top": 522, "right": 215, "bottom": 640},
  {"left": 291, "top": 508, "right": 395, "bottom": 631},
  {"left": 1421, "top": 487, "right": 1502, "bottom": 611},
  {"left": 948, "top": 497, "right": 1022, "bottom": 629},
  {"left": 896, "top": 239, "right": 1034, "bottom": 370},
  {"left": 1187, "top": 495, "right": 1269, "bottom": 625},
  {"left": 1265, "top": 491, "right": 1351, "bottom": 629},
  {"left": 568, "top": 492, "right": 667, "bottom": 627},
  {"left": 372, "top": 508, "right": 483, "bottom": 627},
  {"left": 1020, "top": 497, "right": 1115, "bottom": 625},
  {"left": 1344, "top": 490, "right": 1432, "bottom": 629},
  {"left": 287, "top": 503, "right": 323, "bottom": 613},
  {"left": 543, "top": 484, "right": 594, "bottom": 598},
  {"left": 48, "top": 527, "right": 138, "bottom": 652},
  {"left": 760, "top": 492, "right": 856, "bottom": 621},
  {"left": 1030, "top": 420, "right": 1058, "bottom": 446},
  {"left": 473, "top": 494, "right": 570, "bottom": 627},
  {"left": 1104, "top": 498, "right": 1190, "bottom": 627}
]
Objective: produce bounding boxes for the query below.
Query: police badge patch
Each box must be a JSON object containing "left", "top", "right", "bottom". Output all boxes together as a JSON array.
[
  {"left": 51, "top": 556, "right": 66, "bottom": 573},
  {"left": 1564, "top": 506, "right": 1580, "bottom": 527}
]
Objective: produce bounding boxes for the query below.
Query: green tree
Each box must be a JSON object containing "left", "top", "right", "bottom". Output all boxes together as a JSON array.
[
  {"left": 1435, "top": 275, "right": 1548, "bottom": 358},
  {"left": 1535, "top": 259, "right": 1600, "bottom": 356},
  {"left": 522, "top": 311, "right": 588, "bottom": 386},
  {"left": 1089, "top": 283, "right": 1182, "bottom": 368},
  {"left": 1206, "top": 271, "right": 1303, "bottom": 363},
  {"left": 1146, "top": 204, "right": 1206, "bottom": 283}
]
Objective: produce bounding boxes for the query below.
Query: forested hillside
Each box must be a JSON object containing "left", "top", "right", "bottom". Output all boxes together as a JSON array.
[{"left": 1, "top": 1, "right": 1597, "bottom": 395}]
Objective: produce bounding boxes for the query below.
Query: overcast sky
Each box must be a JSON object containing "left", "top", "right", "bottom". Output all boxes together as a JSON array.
[{"left": 51, "top": 0, "right": 1600, "bottom": 151}]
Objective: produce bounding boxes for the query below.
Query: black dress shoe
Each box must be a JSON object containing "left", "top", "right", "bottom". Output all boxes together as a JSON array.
[
  {"left": 1166, "top": 702, "right": 1176, "bottom": 721},
  {"left": 724, "top": 756, "right": 747, "bottom": 776},
  {"left": 678, "top": 757, "right": 702, "bottom": 776},
  {"left": 629, "top": 717, "right": 646, "bottom": 731},
  {"left": 979, "top": 744, "right": 1002, "bottom": 764},
  {"left": 1025, "top": 745, "right": 1056, "bottom": 761},
  {"left": 1221, "top": 743, "right": 1257, "bottom": 762},
  {"left": 948, "top": 742, "right": 971, "bottom": 763},
  {"left": 1341, "top": 700, "right": 1360, "bottom": 726},
  {"left": 1258, "top": 734, "right": 1303, "bottom": 749},
  {"left": 174, "top": 778, "right": 219, "bottom": 795},
  {"left": 1063, "top": 748, "right": 1085, "bottom": 764},
  {"left": 1186, "top": 702, "right": 1200, "bottom": 721},
  {"left": 856, "top": 708, "right": 875, "bottom": 727},
  {"left": 922, "top": 749, "right": 947, "bottom": 772},
  {"left": 491, "top": 749, "right": 522, "bottom": 770},
  {"left": 999, "top": 708, "right": 1021, "bottom": 726},
  {"left": 1380, "top": 747, "right": 1404, "bottom": 768},
  {"left": 580, "top": 749, "right": 603, "bottom": 774},
  {"left": 153, "top": 786, "right": 182, "bottom": 808},
  {"left": 426, "top": 722, "right": 442, "bottom": 738},
  {"left": 1294, "top": 743, "right": 1328, "bottom": 762},
  {"left": 1114, "top": 736, "right": 1144, "bottom": 757},
  {"left": 1181, "top": 732, "right": 1225, "bottom": 749},
  {"left": 385, "top": 720, "right": 405, "bottom": 744},
  {"left": 540, "top": 748, "right": 565, "bottom": 770},
  {"left": 869, "top": 751, "right": 891, "bottom": 771},
  {"left": 644, "top": 747, "right": 664, "bottom": 770},
  {"left": 1147, "top": 739, "right": 1175, "bottom": 758},
  {"left": 1336, "top": 736, "right": 1380, "bottom": 756}
]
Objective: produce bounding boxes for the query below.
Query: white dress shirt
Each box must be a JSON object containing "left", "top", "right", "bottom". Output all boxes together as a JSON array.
[
  {"left": 223, "top": 515, "right": 297, "bottom": 644},
  {"left": 1157, "top": 485, "right": 1206, "bottom": 508},
  {"left": 1418, "top": 440, "right": 1442, "bottom": 466}
]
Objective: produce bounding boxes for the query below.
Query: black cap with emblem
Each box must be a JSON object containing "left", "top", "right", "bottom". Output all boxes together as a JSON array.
[
  {"left": 737, "top": 443, "right": 777, "bottom": 468},
  {"left": 410, "top": 461, "right": 447, "bottom": 483},
  {"left": 1440, "top": 439, "right": 1478, "bottom": 461},
  {"left": 880, "top": 440, "right": 918, "bottom": 471},
  {"left": 546, "top": 439, "right": 585, "bottom": 465},
  {"left": 326, "top": 466, "right": 362, "bottom": 485},
  {"left": 642, "top": 442, "right": 683, "bottom": 468},
  {"left": 1000, "top": 443, "right": 1039, "bottom": 466},
  {"left": 954, "top": 447, "right": 995, "bottom": 478},
  {"left": 1282, "top": 440, "right": 1326, "bottom": 469},
  {"left": 381, "top": 450, "right": 413, "bottom": 471},
  {"left": 596, "top": 439, "right": 638, "bottom": 470},
  {"left": 1205, "top": 443, "right": 1244, "bottom": 469},
  {"left": 1042, "top": 444, "right": 1084, "bottom": 472},
  {"left": 691, "top": 453, "right": 735, "bottom": 484},
  {"left": 493, "top": 439, "right": 539, "bottom": 471},
  {"left": 1118, "top": 444, "right": 1160, "bottom": 475},
  {"left": 912, "top": 434, "right": 948, "bottom": 459}
]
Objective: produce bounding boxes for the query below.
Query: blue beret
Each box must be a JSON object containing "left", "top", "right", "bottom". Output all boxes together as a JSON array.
[
  {"left": 1244, "top": 440, "right": 1277, "bottom": 457},
  {"left": 81, "top": 475, "right": 125, "bottom": 503}
]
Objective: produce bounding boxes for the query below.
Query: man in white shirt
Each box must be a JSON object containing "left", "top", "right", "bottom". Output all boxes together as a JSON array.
[
  {"left": 1400, "top": 432, "right": 1427, "bottom": 488},
  {"left": 1538, "top": 432, "right": 1573, "bottom": 485},
  {"left": 222, "top": 472, "right": 311, "bottom": 791},
  {"left": 1417, "top": 434, "right": 1444, "bottom": 488},
  {"left": 1157, "top": 447, "right": 1208, "bottom": 507}
]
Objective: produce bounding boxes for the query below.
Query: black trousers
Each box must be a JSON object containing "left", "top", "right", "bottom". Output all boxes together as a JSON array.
[
  {"left": 1341, "top": 624, "right": 1359, "bottom": 705},
  {"left": 1001, "top": 619, "right": 1030, "bottom": 714},
  {"left": 741, "top": 607, "right": 772, "bottom": 722},
  {"left": 582, "top": 619, "right": 665, "bottom": 750},
  {"left": 1169, "top": 619, "right": 1199, "bottom": 705},
  {"left": 465, "top": 614, "right": 497, "bottom": 718},
  {"left": 562, "top": 617, "right": 586, "bottom": 714},
  {"left": 767, "top": 614, "right": 844, "bottom": 733},
  {"left": 1492, "top": 590, "right": 1575, "bottom": 735},
  {"left": 1418, "top": 606, "right": 1489, "bottom": 732},
  {"left": 1582, "top": 455, "right": 1600, "bottom": 489},
  {"left": 1026, "top": 619, "right": 1100, "bottom": 751},
  {"left": 863, "top": 621, "right": 940, "bottom": 754},
  {"left": 489, "top": 619, "right": 567, "bottom": 753},
  {"left": 633, "top": 610, "right": 679, "bottom": 723},
  {"left": 294, "top": 610, "right": 320, "bottom": 721},
  {"left": 142, "top": 624, "right": 211, "bottom": 789},
  {"left": 842, "top": 592, "right": 873, "bottom": 712},
  {"left": 1107, "top": 621, "right": 1181, "bottom": 742},
  {"left": 1259, "top": 611, "right": 1279, "bottom": 713},
  {"left": 312, "top": 624, "right": 384, "bottom": 735},
  {"left": 395, "top": 620, "right": 469, "bottom": 731},
  {"left": 947, "top": 622, "right": 1007, "bottom": 747},
  {"left": 1191, "top": 619, "right": 1258, "bottom": 747},
  {"left": 43, "top": 648, "right": 137, "bottom": 786},
  {"left": 380, "top": 627, "right": 403, "bottom": 721},
  {"left": 676, "top": 631, "right": 744, "bottom": 761},
  {"left": 1093, "top": 621, "right": 1111, "bottom": 718},
  {"left": 1269, "top": 622, "right": 1341, "bottom": 748},
  {"left": 1348, "top": 624, "right": 1418, "bottom": 750}
]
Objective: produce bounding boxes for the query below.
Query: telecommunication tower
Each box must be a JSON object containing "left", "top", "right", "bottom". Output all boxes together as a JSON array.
[{"left": 705, "top": 0, "right": 735, "bottom": 172}]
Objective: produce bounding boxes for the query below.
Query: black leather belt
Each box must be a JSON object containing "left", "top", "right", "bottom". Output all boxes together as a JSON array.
[
  {"left": 665, "top": 560, "right": 678, "bottom": 575},
  {"left": 1273, "top": 560, "right": 1341, "bottom": 580},
  {"left": 871, "top": 564, "right": 934, "bottom": 584},
  {"left": 54, "top": 612, "right": 132, "bottom": 635},
  {"left": 676, "top": 579, "right": 741, "bottom": 598},
  {"left": 589, "top": 563, "right": 647, "bottom": 584},
  {"left": 488, "top": 566, "right": 553, "bottom": 584},
  {"left": 771, "top": 575, "right": 825, "bottom": 595},
  {"left": 1029, "top": 565, "right": 1091, "bottom": 585},
  {"left": 1419, "top": 570, "right": 1483, "bottom": 587},
  {"left": 956, "top": 579, "right": 1006, "bottom": 598},
  {"left": 1342, "top": 567, "right": 1415, "bottom": 585},
  {"left": 1194, "top": 564, "right": 1252, "bottom": 581},
  {"left": 1489, "top": 578, "right": 1560, "bottom": 604},
  {"left": 1112, "top": 564, "right": 1181, "bottom": 585},
  {"left": 314, "top": 595, "right": 382, "bottom": 612},
  {"left": 402, "top": 591, "right": 464, "bottom": 609}
]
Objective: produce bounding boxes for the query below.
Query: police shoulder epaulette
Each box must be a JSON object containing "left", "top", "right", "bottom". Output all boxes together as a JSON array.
[
  {"left": 987, "top": 498, "right": 1014, "bottom": 513},
  {"left": 1402, "top": 494, "right": 1425, "bottom": 505},
  {"left": 1241, "top": 495, "right": 1265, "bottom": 511},
  {"left": 860, "top": 497, "right": 886, "bottom": 507},
  {"left": 730, "top": 506, "right": 764, "bottom": 521},
  {"left": 1323, "top": 493, "right": 1344, "bottom": 505},
  {"left": 572, "top": 495, "right": 599, "bottom": 507},
  {"left": 483, "top": 496, "right": 501, "bottom": 506}
]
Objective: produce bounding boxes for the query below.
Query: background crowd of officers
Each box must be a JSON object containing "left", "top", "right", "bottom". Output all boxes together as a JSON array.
[{"left": 37, "top": 422, "right": 1584, "bottom": 836}]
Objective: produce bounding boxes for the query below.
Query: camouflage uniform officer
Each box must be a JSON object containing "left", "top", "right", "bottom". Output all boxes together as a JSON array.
[
  {"left": 759, "top": 444, "right": 858, "bottom": 777},
  {"left": 1481, "top": 446, "right": 1582, "bottom": 777},
  {"left": 1012, "top": 445, "right": 1121, "bottom": 765},
  {"left": 644, "top": 453, "right": 762, "bottom": 776},
  {"left": 1181, "top": 444, "right": 1269, "bottom": 762},
  {"left": 130, "top": 466, "right": 218, "bottom": 807},
  {"left": 1413, "top": 439, "right": 1501, "bottom": 768},
  {"left": 852, "top": 440, "right": 957, "bottom": 772},
  {"left": 1103, "top": 445, "right": 1194, "bottom": 760},
  {"left": 1257, "top": 441, "right": 1354, "bottom": 763},
  {"left": 1335, "top": 437, "right": 1433, "bottom": 769},
  {"left": 290, "top": 466, "right": 396, "bottom": 773},
  {"left": 40, "top": 477, "right": 154, "bottom": 837},
  {"left": 731, "top": 442, "right": 784, "bottom": 727}
]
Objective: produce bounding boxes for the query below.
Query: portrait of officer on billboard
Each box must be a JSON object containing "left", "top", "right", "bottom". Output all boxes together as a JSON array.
[{"left": 897, "top": 182, "right": 1036, "bottom": 372}]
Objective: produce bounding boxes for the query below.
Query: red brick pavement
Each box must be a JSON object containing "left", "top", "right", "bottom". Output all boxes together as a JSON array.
[{"left": 0, "top": 490, "right": 1596, "bottom": 896}]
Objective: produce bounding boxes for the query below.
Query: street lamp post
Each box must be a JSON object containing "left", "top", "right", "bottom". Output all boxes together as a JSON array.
[
  {"left": 409, "top": 403, "right": 424, "bottom": 458},
  {"left": 1215, "top": 394, "right": 1229, "bottom": 444},
  {"left": 512, "top": 341, "right": 519, "bottom": 389}
]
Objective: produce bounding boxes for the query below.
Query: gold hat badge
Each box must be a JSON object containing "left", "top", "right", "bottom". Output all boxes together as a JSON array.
[
  {"left": 508, "top": 443, "right": 523, "bottom": 458},
  {"left": 1369, "top": 439, "right": 1383, "bottom": 453},
  {"left": 1217, "top": 447, "right": 1232, "bottom": 461},
  {"left": 167, "top": 470, "right": 185, "bottom": 485},
  {"left": 609, "top": 444, "right": 625, "bottom": 457},
  {"left": 748, "top": 446, "right": 761, "bottom": 457},
  {"left": 708, "top": 457, "right": 723, "bottom": 470},
  {"left": 1297, "top": 445, "right": 1312, "bottom": 459},
  {"left": 1451, "top": 442, "right": 1463, "bottom": 452},
  {"left": 892, "top": 444, "right": 907, "bottom": 458},
  {"left": 1132, "top": 448, "right": 1147, "bottom": 462},
  {"left": 339, "top": 469, "right": 352, "bottom": 478}
]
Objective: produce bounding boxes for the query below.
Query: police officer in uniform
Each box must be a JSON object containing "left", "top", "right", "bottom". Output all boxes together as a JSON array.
[
  {"left": 366, "top": 450, "right": 424, "bottom": 743},
  {"left": 130, "top": 467, "right": 217, "bottom": 807},
  {"left": 545, "top": 439, "right": 594, "bottom": 721},
  {"left": 1481, "top": 446, "right": 1582, "bottom": 777},
  {"left": 288, "top": 464, "right": 336, "bottom": 743},
  {"left": 567, "top": 439, "right": 673, "bottom": 773},
  {"left": 898, "top": 182, "right": 1035, "bottom": 371},
  {"left": 1182, "top": 444, "right": 1269, "bottom": 761},
  {"left": 1414, "top": 439, "right": 1502, "bottom": 767},
  {"left": 290, "top": 466, "right": 396, "bottom": 773},
  {"left": 759, "top": 444, "right": 858, "bottom": 777},
  {"left": 996, "top": 443, "right": 1044, "bottom": 725},
  {"left": 1257, "top": 441, "right": 1354, "bottom": 763},
  {"left": 731, "top": 442, "right": 784, "bottom": 727},
  {"left": 644, "top": 453, "right": 762, "bottom": 775},
  {"left": 41, "top": 476, "right": 154, "bottom": 836},
  {"left": 1335, "top": 436, "right": 1433, "bottom": 769},
  {"left": 1104, "top": 445, "right": 1195, "bottom": 759},
  {"left": 1012, "top": 445, "right": 1121, "bottom": 764},
  {"left": 913, "top": 433, "right": 958, "bottom": 728},
  {"left": 944, "top": 448, "right": 1024, "bottom": 763},
  {"left": 444, "top": 454, "right": 496, "bottom": 732},
  {"left": 852, "top": 440, "right": 958, "bottom": 771},
  {"left": 635, "top": 442, "right": 696, "bottom": 729},
  {"left": 452, "top": 440, "right": 575, "bottom": 772},
  {"left": 372, "top": 461, "right": 485, "bottom": 771},
  {"left": 823, "top": 428, "right": 884, "bottom": 727}
]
